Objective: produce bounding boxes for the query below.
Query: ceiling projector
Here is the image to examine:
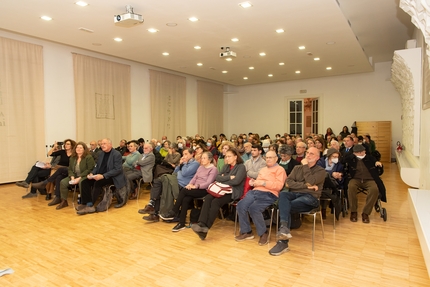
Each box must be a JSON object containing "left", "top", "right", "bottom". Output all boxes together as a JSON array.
[
  {"left": 220, "top": 46, "right": 237, "bottom": 58},
  {"left": 114, "top": 5, "right": 144, "bottom": 27}
]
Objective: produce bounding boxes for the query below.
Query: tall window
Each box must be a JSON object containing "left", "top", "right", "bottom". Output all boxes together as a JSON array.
[{"left": 289, "top": 100, "right": 303, "bottom": 135}]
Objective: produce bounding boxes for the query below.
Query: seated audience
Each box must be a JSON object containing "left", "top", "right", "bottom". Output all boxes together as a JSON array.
[
  {"left": 317, "top": 148, "right": 344, "bottom": 219},
  {"left": 17, "top": 145, "right": 62, "bottom": 199},
  {"left": 33, "top": 139, "right": 76, "bottom": 199},
  {"left": 89, "top": 140, "right": 101, "bottom": 162},
  {"left": 53, "top": 142, "right": 95, "bottom": 209},
  {"left": 244, "top": 145, "right": 266, "bottom": 180},
  {"left": 269, "top": 147, "right": 326, "bottom": 256},
  {"left": 339, "top": 126, "right": 350, "bottom": 138},
  {"left": 293, "top": 142, "right": 307, "bottom": 163},
  {"left": 325, "top": 127, "right": 335, "bottom": 142},
  {"left": 191, "top": 148, "right": 246, "bottom": 240},
  {"left": 241, "top": 142, "right": 252, "bottom": 162},
  {"left": 194, "top": 142, "right": 207, "bottom": 164},
  {"left": 160, "top": 152, "right": 218, "bottom": 230},
  {"left": 122, "top": 141, "right": 141, "bottom": 172},
  {"left": 236, "top": 151, "right": 287, "bottom": 246},
  {"left": 206, "top": 138, "right": 219, "bottom": 162},
  {"left": 159, "top": 140, "right": 171, "bottom": 158},
  {"left": 344, "top": 144, "right": 385, "bottom": 224},
  {"left": 115, "top": 139, "right": 128, "bottom": 156},
  {"left": 235, "top": 136, "right": 245, "bottom": 156},
  {"left": 277, "top": 145, "right": 299, "bottom": 176},
  {"left": 217, "top": 141, "right": 235, "bottom": 171},
  {"left": 315, "top": 137, "right": 327, "bottom": 157},
  {"left": 126, "top": 143, "right": 155, "bottom": 199},
  {"left": 138, "top": 148, "right": 199, "bottom": 222},
  {"left": 76, "top": 138, "right": 126, "bottom": 215}
]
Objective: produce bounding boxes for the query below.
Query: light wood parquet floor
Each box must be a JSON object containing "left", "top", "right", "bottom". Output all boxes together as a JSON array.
[{"left": 1, "top": 163, "right": 429, "bottom": 286}]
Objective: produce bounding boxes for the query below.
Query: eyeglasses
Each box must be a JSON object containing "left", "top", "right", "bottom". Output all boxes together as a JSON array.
[{"left": 266, "top": 156, "right": 277, "bottom": 159}]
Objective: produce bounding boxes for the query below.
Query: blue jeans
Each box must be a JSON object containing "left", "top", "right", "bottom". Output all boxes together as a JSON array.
[
  {"left": 278, "top": 191, "right": 319, "bottom": 229},
  {"left": 237, "top": 190, "right": 277, "bottom": 236}
]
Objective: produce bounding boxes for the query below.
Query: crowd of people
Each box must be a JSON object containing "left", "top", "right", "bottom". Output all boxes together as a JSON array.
[{"left": 16, "top": 126, "right": 385, "bottom": 256}]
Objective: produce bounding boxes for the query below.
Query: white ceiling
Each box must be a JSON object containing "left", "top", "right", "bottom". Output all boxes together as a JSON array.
[{"left": 0, "top": 0, "right": 414, "bottom": 86}]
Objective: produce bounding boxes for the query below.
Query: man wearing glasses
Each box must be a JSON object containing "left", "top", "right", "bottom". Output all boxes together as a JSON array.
[
  {"left": 293, "top": 142, "right": 307, "bottom": 163},
  {"left": 235, "top": 151, "right": 287, "bottom": 246},
  {"left": 269, "top": 147, "right": 326, "bottom": 256}
]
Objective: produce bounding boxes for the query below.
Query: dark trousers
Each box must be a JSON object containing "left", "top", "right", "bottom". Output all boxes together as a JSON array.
[
  {"left": 25, "top": 165, "right": 51, "bottom": 193},
  {"left": 46, "top": 167, "right": 68, "bottom": 197},
  {"left": 198, "top": 193, "right": 232, "bottom": 228},
  {"left": 172, "top": 188, "right": 208, "bottom": 225},
  {"left": 80, "top": 177, "right": 114, "bottom": 205}
]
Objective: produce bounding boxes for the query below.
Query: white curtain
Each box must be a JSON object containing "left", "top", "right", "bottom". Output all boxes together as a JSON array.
[
  {"left": 149, "top": 70, "right": 186, "bottom": 140},
  {"left": 0, "top": 37, "right": 45, "bottom": 183},
  {"left": 73, "top": 54, "right": 131, "bottom": 144},
  {"left": 197, "top": 80, "right": 224, "bottom": 138}
]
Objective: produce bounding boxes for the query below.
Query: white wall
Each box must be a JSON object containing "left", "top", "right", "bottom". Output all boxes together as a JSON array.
[
  {"left": 0, "top": 29, "right": 204, "bottom": 146},
  {"left": 226, "top": 62, "right": 402, "bottom": 158}
]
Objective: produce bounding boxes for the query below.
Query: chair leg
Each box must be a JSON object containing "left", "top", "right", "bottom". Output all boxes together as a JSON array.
[
  {"left": 71, "top": 185, "right": 77, "bottom": 210},
  {"left": 333, "top": 205, "right": 336, "bottom": 231},
  {"left": 268, "top": 207, "right": 274, "bottom": 243},
  {"left": 312, "top": 213, "right": 316, "bottom": 252},
  {"left": 319, "top": 211, "right": 325, "bottom": 238},
  {"left": 234, "top": 209, "right": 238, "bottom": 236}
]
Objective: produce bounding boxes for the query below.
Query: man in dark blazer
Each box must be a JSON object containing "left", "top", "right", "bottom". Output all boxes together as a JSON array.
[{"left": 77, "top": 138, "right": 126, "bottom": 215}]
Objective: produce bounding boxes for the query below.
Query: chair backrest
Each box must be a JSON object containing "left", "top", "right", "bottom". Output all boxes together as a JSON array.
[{"left": 240, "top": 177, "right": 253, "bottom": 199}]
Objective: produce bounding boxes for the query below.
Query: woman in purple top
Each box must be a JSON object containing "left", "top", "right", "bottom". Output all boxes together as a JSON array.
[{"left": 160, "top": 151, "right": 218, "bottom": 231}]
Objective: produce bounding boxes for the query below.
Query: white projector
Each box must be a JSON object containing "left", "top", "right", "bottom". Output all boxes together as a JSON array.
[
  {"left": 114, "top": 13, "right": 144, "bottom": 27},
  {"left": 220, "top": 51, "right": 237, "bottom": 58}
]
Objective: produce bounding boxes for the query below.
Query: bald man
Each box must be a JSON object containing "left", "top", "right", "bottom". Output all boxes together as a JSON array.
[{"left": 269, "top": 147, "right": 326, "bottom": 256}]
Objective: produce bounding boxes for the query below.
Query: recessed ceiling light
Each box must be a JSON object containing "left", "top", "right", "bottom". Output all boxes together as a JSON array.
[
  {"left": 75, "top": 1, "right": 88, "bottom": 7},
  {"left": 249, "top": 67, "right": 254, "bottom": 70},
  {"left": 259, "top": 52, "right": 266, "bottom": 56},
  {"left": 114, "top": 37, "right": 122, "bottom": 42},
  {"left": 194, "top": 46, "right": 201, "bottom": 49},
  {"left": 295, "top": 70, "right": 301, "bottom": 74},
  {"left": 276, "top": 29, "right": 284, "bottom": 33},
  {"left": 299, "top": 46, "right": 305, "bottom": 50},
  {"left": 147, "top": 28, "right": 158, "bottom": 33},
  {"left": 268, "top": 74, "right": 273, "bottom": 77},
  {"left": 226, "top": 58, "right": 233, "bottom": 61},
  {"left": 222, "top": 71, "right": 228, "bottom": 74},
  {"left": 78, "top": 27, "right": 94, "bottom": 33},
  {"left": 166, "top": 23, "right": 177, "bottom": 27},
  {"left": 197, "top": 63, "right": 203, "bottom": 66},
  {"left": 162, "top": 52, "right": 169, "bottom": 56},
  {"left": 326, "top": 67, "right": 332, "bottom": 70},
  {"left": 326, "top": 41, "right": 336, "bottom": 45},
  {"left": 231, "top": 38, "right": 239, "bottom": 42},
  {"left": 41, "top": 16, "right": 52, "bottom": 21},
  {"left": 243, "top": 77, "right": 248, "bottom": 80},
  {"left": 314, "top": 57, "right": 320, "bottom": 61},
  {"left": 279, "top": 62, "right": 285, "bottom": 66},
  {"left": 188, "top": 17, "right": 199, "bottom": 22},
  {"left": 239, "top": 2, "right": 253, "bottom": 8}
]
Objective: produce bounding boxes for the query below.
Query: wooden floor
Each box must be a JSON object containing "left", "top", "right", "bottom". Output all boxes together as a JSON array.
[{"left": 1, "top": 163, "right": 429, "bottom": 286}]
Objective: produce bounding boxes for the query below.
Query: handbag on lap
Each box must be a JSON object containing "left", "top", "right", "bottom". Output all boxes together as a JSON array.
[{"left": 206, "top": 181, "right": 232, "bottom": 198}]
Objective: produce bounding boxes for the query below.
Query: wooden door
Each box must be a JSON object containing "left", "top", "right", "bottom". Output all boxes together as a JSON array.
[{"left": 356, "top": 121, "right": 392, "bottom": 163}]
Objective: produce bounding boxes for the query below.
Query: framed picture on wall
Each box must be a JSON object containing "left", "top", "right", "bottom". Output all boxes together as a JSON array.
[{"left": 423, "top": 49, "right": 430, "bottom": 110}]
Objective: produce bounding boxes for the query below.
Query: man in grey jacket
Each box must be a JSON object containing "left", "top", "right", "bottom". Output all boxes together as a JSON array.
[
  {"left": 244, "top": 144, "right": 266, "bottom": 179},
  {"left": 269, "top": 147, "right": 326, "bottom": 256}
]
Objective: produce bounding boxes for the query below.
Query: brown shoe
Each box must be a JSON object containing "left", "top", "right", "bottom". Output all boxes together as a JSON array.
[
  {"left": 143, "top": 214, "right": 159, "bottom": 222},
  {"left": 48, "top": 197, "right": 62, "bottom": 206},
  {"left": 350, "top": 212, "right": 358, "bottom": 222},
  {"left": 235, "top": 232, "right": 254, "bottom": 242},
  {"left": 362, "top": 213, "right": 370, "bottom": 223},
  {"left": 77, "top": 206, "right": 96, "bottom": 215},
  {"left": 258, "top": 232, "right": 269, "bottom": 246},
  {"left": 129, "top": 192, "right": 137, "bottom": 200},
  {"left": 138, "top": 204, "right": 155, "bottom": 214},
  {"left": 56, "top": 200, "right": 68, "bottom": 210}
]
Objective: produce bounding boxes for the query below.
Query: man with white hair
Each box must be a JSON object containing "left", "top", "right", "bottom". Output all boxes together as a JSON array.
[{"left": 77, "top": 138, "right": 127, "bottom": 215}]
